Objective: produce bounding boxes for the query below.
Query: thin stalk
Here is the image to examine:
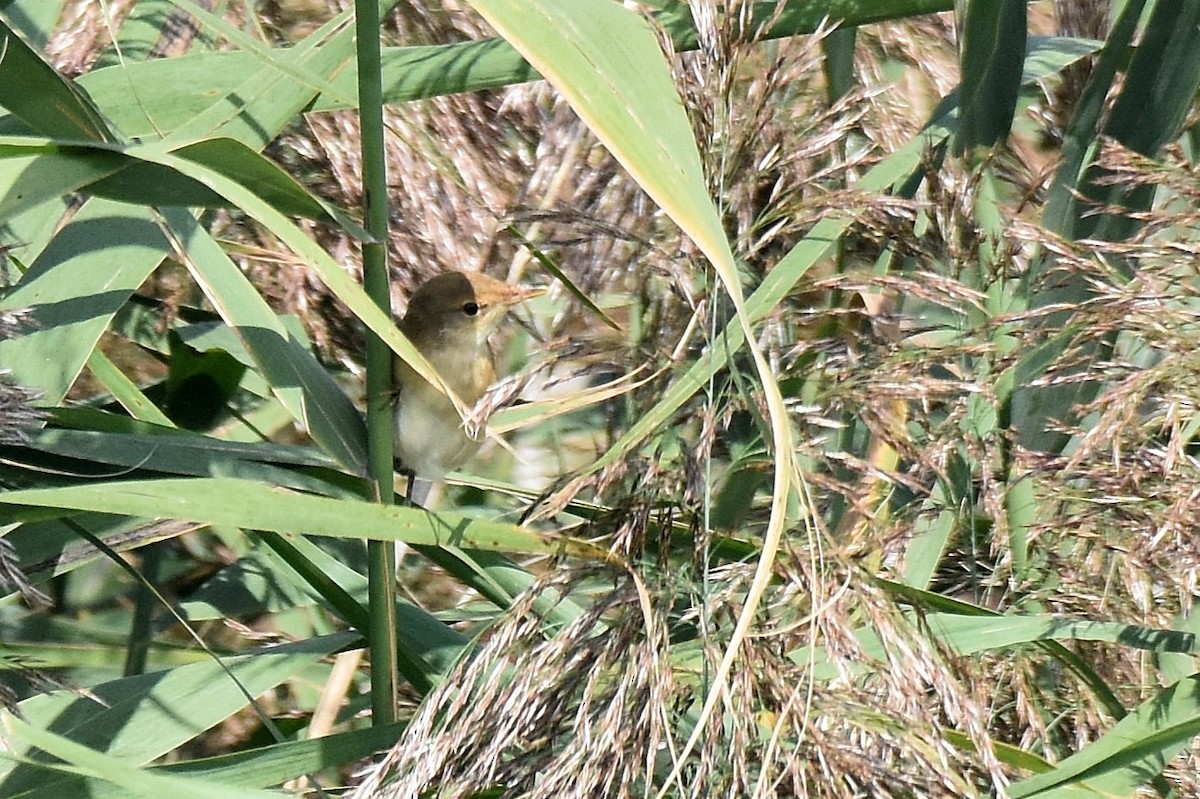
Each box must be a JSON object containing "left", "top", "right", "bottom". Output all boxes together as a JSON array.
[
  {"left": 356, "top": 0, "right": 399, "bottom": 725},
  {"left": 122, "top": 543, "right": 161, "bottom": 677}
]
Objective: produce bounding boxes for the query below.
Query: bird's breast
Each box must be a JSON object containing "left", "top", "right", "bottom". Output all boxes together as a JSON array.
[{"left": 393, "top": 341, "right": 496, "bottom": 478}]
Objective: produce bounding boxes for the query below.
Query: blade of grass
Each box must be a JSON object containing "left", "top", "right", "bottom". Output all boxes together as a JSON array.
[
  {"left": 20, "top": 427, "right": 352, "bottom": 496},
  {"left": 161, "top": 3, "right": 358, "bottom": 148},
  {"left": 0, "top": 18, "right": 114, "bottom": 141},
  {"left": 463, "top": 3, "right": 798, "bottom": 789},
  {"left": 0, "top": 633, "right": 356, "bottom": 792},
  {"left": 158, "top": 206, "right": 368, "bottom": 473},
  {"left": 164, "top": 0, "right": 357, "bottom": 109},
  {"left": 0, "top": 198, "right": 169, "bottom": 404},
  {"left": 257, "top": 532, "right": 436, "bottom": 694},
  {"left": 0, "top": 476, "right": 612, "bottom": 560},
  {"left": 505, "top": 224, "right": 620, "bottom": 330},
  {"left": 0, "top": 140, "right": 126, "bottom": 220},
  {"left": 1040, "top": 0, "right": 1146, "bottom": 237},
  {"left": 952, "top": 0, "right": 1027, "bottom": 154},
  {"left": 111, "top": 721, "right": 409, "bottom": 793},
  {"left": 82, "top": 349, "right": 174, "bottom": 427},
  {"left": 1008, "top": 675, "right": 1200, "bottom": 797},
  {"left": 878, "top": 579, "right": 1128, "bottom": 722},
  {"left": 0, "top": 716, "right": 282, "bottom": 799}
]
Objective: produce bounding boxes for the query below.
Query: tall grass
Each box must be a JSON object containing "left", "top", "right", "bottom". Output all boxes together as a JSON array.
[{"left": 1, "top": 1, "right": 1199, "bottom": 797}]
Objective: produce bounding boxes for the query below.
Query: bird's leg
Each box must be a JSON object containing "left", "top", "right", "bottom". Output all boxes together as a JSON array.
[
  {"left": 394, "top": 461, "right": 414, "bottom": 504},
  {"left": 408, "top": 475, "right": 433, "bottom": 507},
  {"left": 395, "top": 463, "right": 433, "bottom": 508}
]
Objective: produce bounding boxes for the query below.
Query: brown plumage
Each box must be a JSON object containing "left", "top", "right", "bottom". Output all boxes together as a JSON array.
[{"left": 393, "top": 271, "right": 543, "bottom": 478}]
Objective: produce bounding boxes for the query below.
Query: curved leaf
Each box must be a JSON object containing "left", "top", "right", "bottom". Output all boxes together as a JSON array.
[
  {"left": 0, "top": 632, "right": 357, "bottom": 795},
  {"left": 0, "top": 199, "right": 167, "bottom": 403},
  {"left": 0, "top": 19, "right": 114, "bottom": 141},
  {"left": 1009, "top": 675, "right": 1200, "bottom": 798}
]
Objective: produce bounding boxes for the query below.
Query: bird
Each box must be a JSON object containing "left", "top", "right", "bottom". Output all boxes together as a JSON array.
[{"left": 392, "top": 270, "right": 544, "bottom": 486}]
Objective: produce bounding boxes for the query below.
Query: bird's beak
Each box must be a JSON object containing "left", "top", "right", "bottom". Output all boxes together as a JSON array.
[
  {"left": 475, "top": 282, "right": 547, "bottom": 331},
  {"left": 503, "top": 284, "right": 548, "bottom": 306}
]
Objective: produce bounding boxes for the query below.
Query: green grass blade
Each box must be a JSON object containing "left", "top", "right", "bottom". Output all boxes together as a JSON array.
[
  {"left": 1040, "top": 1, "right": 1145, "bottom": 238},
  {"left": 1008, "top": 675, "right": 1200, "bottom": 797},
  {"left": 255, "top": 531, "right": 437, "bottom": 694},
  {"left": 177, "top": 541, "right": 345, "bottom": 621},
  {"left": 0, "top": 199, "right": 168, "bottom": 404},
  {"left": 900, "top": 482, "right": 958, "bottom": 589},
  {"left": 93, "top": 137, "right": 360, "bottom": 227},
  {"left": 0, "top": 135, "right": 358, "bottom": 226},
  {"left": 794, "top": 612, "right": 1200, "bottom": 683},
  {"left": 952, "top": 0, "right": 1026, "bottom": 154},
  {"left": 0, "top": 716, "right": 283, "bottom": 799},
  {"left": 0, "top": 476, "right": 610, "bottom": 559},
  {"left": 1021, "top": 36, "right": 1102, "bottom": 83},
  {"left": 1103, "top": 2, "right": 1200, "bottom": 158},
  {"left": 0, "top": 641, "right": 207, "bottom": 671},
  {"left": 0, "top": 185, "right": 67, "bottom": 266},
  {"left": 19, "top": 427, "right": 347, "bottom": 494},
  {"left": 0, "top": 19, "right": 114, "bottom": 141},
  {"left": 922, "top": 614, "right": 1198, "bottom": 657},
  {"left": 164, "top": 0, "right": 356, "bottom": 110},
  {"left": 158, "top": 206, "right": 368, "bottom": 473},
  {"left": 879, "top": 579, "right": 1129, "bottom": 722},
  {"left": 160, "top": 5, "right": 357, "bottom": 148},
  {"left": 173, "top": 138, "right": 364, "bottom": 232},
  {"left": 117, "top": 722, "right": 409, "bottom": 793},
  {"left": 413, "top": 545, "right": 586, "bottom": 629},
  {"left": 262, "top": 530, "right": 471, "bottom": 669},
  {"left": 4, "top": 513, "right": 205, "bottom": 585},
  {"left": 0, "top": 140, "right": 126, "bottom": 220},
  {"left": 81, "top": 349, "right": 174, "bottom": 426},
  {"left": 0, "top": 632, "right": 356, "bottom": 792},
  {"left": 0, "top": 1, "right": 65, "bottom": 50}
]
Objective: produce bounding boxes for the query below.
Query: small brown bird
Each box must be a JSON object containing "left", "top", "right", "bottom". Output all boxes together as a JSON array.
[{"left": 393, "top": 271, "right": 544, "bottom": 480}]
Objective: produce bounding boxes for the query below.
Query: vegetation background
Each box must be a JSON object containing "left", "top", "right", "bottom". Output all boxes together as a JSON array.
[{"left": 1, "top": 0, "right": 1199, "bottom": 796}]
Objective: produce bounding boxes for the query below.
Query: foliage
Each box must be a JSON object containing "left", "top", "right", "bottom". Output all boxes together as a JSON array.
[{"left": 1, "top": 0, "right": 1200, "bottom": 797}]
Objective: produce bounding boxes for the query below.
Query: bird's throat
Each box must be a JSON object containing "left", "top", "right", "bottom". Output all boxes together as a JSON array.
[{"left": 393, "top": 328, "right": 497, "bottom": 478}]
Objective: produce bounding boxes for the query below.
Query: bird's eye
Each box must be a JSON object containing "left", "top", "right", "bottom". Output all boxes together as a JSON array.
[{"left": 462, "top": 301, "right": 480, "bottom": 316}]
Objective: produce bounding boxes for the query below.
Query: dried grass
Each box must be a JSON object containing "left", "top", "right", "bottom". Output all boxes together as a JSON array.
[
  {"left": 353, "top": 556, "right": 1015, "bottom": 798},
  {"left": 31, "top": 1, "right": 1200, "bottom": 796},
  {"left": 352, "top": 5, "right": 1013, "bottom": 796}
]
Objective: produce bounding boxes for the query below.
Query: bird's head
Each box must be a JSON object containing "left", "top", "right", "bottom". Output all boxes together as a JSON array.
[{"left": 400, "top": 271, "right": 545, "bottom": 350}]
